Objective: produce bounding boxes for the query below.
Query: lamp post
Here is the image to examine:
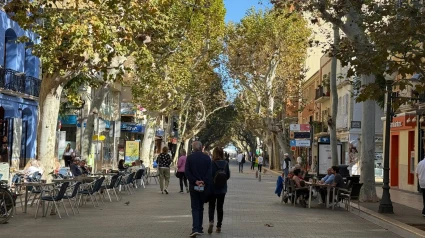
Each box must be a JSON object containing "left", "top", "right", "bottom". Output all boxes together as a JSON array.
[{"left": 379, "top": 72, "right": 397, "bottom": 214}]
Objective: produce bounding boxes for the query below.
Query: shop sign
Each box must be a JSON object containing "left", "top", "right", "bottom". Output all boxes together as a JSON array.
[
  {"left": 121, "top": 123, "right": 144, "bottom": 133},
  {"left": 351, "top": 121, "right": 361, "bottom": 129},
  {"left": 390, "top": 121, "right": 403, "bottom": 128},
  {"left": 318, "top": 137, "right": 330, "bottom": 143}
]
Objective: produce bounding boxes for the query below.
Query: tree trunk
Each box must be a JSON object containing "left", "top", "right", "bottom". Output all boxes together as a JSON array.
[
  {"left": 266, "top": 140, "right": 274, "bottom": 170},
  {"left": 272, "top": 135, "right": 280, "bottom": 171},
  {"left": 81, "top": 84, "right": 109, "bottom": 161},
  {"left": 141, "top": 115, "right": 156, "bottom": 167},
  {"left": 37, "top": 78, "right": 63, "bottom": 181},
  {"left": 184, "top": 138, "right": 190, "bottom": 154},
  {"left": 330, "top": 24, "right": 339, "bottom": 166},
  {"left": 359, "top": 74, "right": 379, "bottom": 202}
]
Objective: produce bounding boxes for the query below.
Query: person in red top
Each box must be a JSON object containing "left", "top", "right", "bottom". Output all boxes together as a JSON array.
[
  {"left": 177, "top": 149, "right": 189, "bottom": 193},
  {"left": 292, "top": 168, "right": 309, "bottom": 207}
]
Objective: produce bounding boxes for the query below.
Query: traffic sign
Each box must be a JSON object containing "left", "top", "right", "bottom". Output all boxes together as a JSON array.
[
  {"left": 290, "top": 124, "right": 311, "bottom": 132},
  {"left": 290, "top": 140, "right": 311, "bottom": 147},
  {"left": 291, "top": 146, "right": 296, "bottom": 151},
  {"left": 293, "top": 132, "right": 310, "bottom": 139}
]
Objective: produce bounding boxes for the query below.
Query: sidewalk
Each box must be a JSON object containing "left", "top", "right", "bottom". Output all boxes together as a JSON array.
[{"left": 265, "top": 166, "right": 425, "bottom": 237}]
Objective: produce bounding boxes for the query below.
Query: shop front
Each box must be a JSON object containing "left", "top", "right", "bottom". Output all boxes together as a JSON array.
[{"left": 388, "top": 113, "right": 419, "bottom": 192}]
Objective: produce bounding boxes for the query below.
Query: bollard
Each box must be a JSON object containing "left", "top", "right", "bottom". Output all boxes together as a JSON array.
[
  {"left": 258, "top": 173, "right": 261, "bottom": 182},
  {"left": 255, "top": 170, "right": 258, "bottom": 178}
]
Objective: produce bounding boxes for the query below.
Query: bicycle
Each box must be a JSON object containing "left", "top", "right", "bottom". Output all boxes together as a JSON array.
[{"left": 0, "top": 180, "right": 16, "bottom": 224}]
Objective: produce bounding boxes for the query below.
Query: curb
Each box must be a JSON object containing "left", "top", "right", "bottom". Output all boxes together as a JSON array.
[{"left": 349, "top": 203, "right": 425, "bottom": 238}]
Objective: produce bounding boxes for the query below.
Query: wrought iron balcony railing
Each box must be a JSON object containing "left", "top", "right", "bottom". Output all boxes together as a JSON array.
[{"left": 0, "top": 68, "right": 41, "bottom": 97}]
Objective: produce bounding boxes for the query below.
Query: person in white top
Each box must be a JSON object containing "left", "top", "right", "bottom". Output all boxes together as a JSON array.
[
  {"left": 63, "top": 143, "right": 74, "bottom": 167},
  {"left": 24, "top": 160, "right": 40, "bottom": 180},
  {"left": 416, "top": 158, "right": 425, "bottom": 216},
  {"left": 237, "top": 153, "right": 243, "bottom": 173},
  {"left": 257, "top": 155, "right": 264, "bottom": 173}
]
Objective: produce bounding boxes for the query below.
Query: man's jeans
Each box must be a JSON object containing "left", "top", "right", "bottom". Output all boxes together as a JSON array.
[
  {"left": 284, "top": 167, "right": 289, "bottom": 181},
  {"left": 190, "top": 190, "right": 205, "bottom": 233},
  {"left": 239, "top": 162, "right": 244, "bottom": 172}
]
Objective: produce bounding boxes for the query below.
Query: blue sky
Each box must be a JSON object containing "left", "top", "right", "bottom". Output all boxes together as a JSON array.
[{"left": 224, "top": 0, "right": 270, "bottom": 22}]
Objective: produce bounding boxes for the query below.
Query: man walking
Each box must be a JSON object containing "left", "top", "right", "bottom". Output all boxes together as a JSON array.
[
  {"left": 237, "top": 153, "right": 243, "bottom": 173},
  {"left": 416, "top": 158, "right": 425, "bottom": 216},
  {"left": 185, "top": 141, "right": 212, "bottom": 237}
]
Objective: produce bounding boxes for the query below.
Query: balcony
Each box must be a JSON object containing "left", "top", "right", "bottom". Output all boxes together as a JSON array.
[
  {"left": 0, "top": 68, "right": 41, "bottom": 98},
  {"left": 315, "top": 85, "right": 330, "bottom": 103}
]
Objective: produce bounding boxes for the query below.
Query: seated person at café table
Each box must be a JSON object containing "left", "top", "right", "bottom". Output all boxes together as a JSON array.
[
  {"left": 322, "top": 166, "right": 345, "bottom": 204},
  {"left": 118, "top": 159, "right": 128, "bottom": 171},
  {"left": 70, "top": 159, "right": 82, "bottom": 177},
  {"left": 318, "top": 167, "right": 335, "bottom": 203},
  {"left": 24, "top": 160, "right": 41, "bottom": 180},
  {"left": 292, "top": 168, "right": 309, "bottom": 207},
  {"left": 79, "top": 160, "right": 90, "bottom": 175}
]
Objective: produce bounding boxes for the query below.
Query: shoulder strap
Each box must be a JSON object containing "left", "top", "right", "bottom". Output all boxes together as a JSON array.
[{"left": 214, "top": 161, "right": 226, "bottom": 170}]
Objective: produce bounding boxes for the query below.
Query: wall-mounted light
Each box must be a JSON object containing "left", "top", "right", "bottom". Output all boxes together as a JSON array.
[
  {"left": 421, "top": 117, "right": 425, "bottom": 123},
  {"left": 413, "top": 117, "right": 417, "bottom": 123},
  {"left": 407, "top": 117, "right": 411, "bottom": 123}
]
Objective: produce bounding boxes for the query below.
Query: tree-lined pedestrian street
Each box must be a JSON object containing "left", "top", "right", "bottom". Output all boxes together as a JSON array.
[{"left": 2, "top": 161, "right": 399, "bottom": 238}]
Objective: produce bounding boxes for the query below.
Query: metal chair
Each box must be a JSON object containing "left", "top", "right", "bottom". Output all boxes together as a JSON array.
[
  {"left": 123, "top": 172, "right": 136, "bottom": 195},
  {"left": 78, "top": 177, "right": 104, "bottom": 207},
  {"left": 101, "top": 175, "right": 120, "bottom": 202},
  {"left": 339, "top": 183, "right": 363, "bottom": 211},
  {"left": 147, "top": 167, "right": 158, "bottom": 185},
  {"left": 134, "top": 169, "right": 145, "bottom": 189},
  {"left": 63, "top": 182, "right": 82, "bottom": 215},
  {"left": 35, "top": 182, "right": 69, "bottom": 219}
]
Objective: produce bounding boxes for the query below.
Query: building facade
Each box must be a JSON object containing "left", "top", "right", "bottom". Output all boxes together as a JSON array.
[{"left": 0, "top": 11, "right": 41, "bottom": 169}]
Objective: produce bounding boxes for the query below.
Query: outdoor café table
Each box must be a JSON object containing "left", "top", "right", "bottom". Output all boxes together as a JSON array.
[
  {"left": 305, "top": 182, "right": 331, "bottom": 209},
  {"left": 15, "top": 182, "right": 55, "bottom": 213}
]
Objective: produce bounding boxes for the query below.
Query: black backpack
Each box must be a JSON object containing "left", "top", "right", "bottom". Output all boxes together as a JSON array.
[{"left": 213, "top": 161, "right": 228, "bottom": 187}]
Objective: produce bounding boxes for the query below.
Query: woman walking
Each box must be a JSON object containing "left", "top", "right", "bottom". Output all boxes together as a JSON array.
[
  {"left": 157, "top": 146, "right": 172, "bottom": 194},
  {"left": 258, "top": 154, "right": 264, "bottom": 173},
  {"left": 176, "top": 149, "right": 189, "bottom": 193},
  {"left": 208, "top": 147, "right": 230, "bottom": 234}
]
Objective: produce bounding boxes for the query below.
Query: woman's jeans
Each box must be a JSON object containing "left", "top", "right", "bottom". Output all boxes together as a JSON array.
[
  {"left": 178, "top": 172, "right": 188, "bottom": 191},
  {"left": 208, "top": 193, "right": 226, "bottom": 228},
  {"left": 158, "top": 167, "right": 170, "bottom": 191}
]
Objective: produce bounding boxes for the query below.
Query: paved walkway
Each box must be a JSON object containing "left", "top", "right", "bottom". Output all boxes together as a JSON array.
[
  {"left": 2, "top": 160, "right": 399, "bottom": 238},
  {"left": 375, "top": 186, "right": 423, "bottom": 211}
]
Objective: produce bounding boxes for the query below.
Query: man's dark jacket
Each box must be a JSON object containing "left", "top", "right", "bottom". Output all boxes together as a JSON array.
[{"left": 185, "top": 151, "right": 212, "bottom": 191}]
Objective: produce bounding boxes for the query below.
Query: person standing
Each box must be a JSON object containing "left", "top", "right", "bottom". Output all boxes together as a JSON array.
[
  {"left": 185, "top": 141, "right": 212, "bottom": 237},
  {"left": 157, "top": 146, "right": 172, "bottom": 194},
  {"left": 0, "top": 136, "right": 9, "bottom": 163},
  {"left": 62, "top": 143, "right": 74, "bottom": 167},
  {"left": 177, "top": 149, "right": 189, "bottom": 193},
  {"left": 250, "top": 154, "right": 255, "bottom": 170},
  {"left": 258, "top": 154, "right": 264, "bottom": 173},
  {"left": 283, "top": 153, "right": 291, "bottom": 179},
  {"left": 237, "top": 153, "right": 243, "bottom": 173},
  {"left": 208, "top": 147, "right": 230, "bottom": 234},
  {"left": 416, "top": 158, "right": 425, "bottom": 217}
]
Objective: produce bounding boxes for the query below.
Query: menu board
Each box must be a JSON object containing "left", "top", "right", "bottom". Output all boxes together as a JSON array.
[{"left": 318, "top": 143, "right": 342, "bottom": 175}]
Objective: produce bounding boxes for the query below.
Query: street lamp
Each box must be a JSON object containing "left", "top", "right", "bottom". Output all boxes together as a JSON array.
[{"left": 379, "top": 72, "right": 397, "bottom": 214}]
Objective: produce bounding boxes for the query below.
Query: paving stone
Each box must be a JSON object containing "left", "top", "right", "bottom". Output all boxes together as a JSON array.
[{"left": 1, "top": 160, "right": 399, "bottom": 237}]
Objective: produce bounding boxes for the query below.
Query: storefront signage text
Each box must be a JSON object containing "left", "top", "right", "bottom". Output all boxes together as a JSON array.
[{"left": 390, "top": 121, "right": 403, "bottom": 128}]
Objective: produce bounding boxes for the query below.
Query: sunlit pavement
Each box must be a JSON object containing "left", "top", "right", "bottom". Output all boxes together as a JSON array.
[{"left": 2, "top": 160, "right": 399, "bottom": 238}]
